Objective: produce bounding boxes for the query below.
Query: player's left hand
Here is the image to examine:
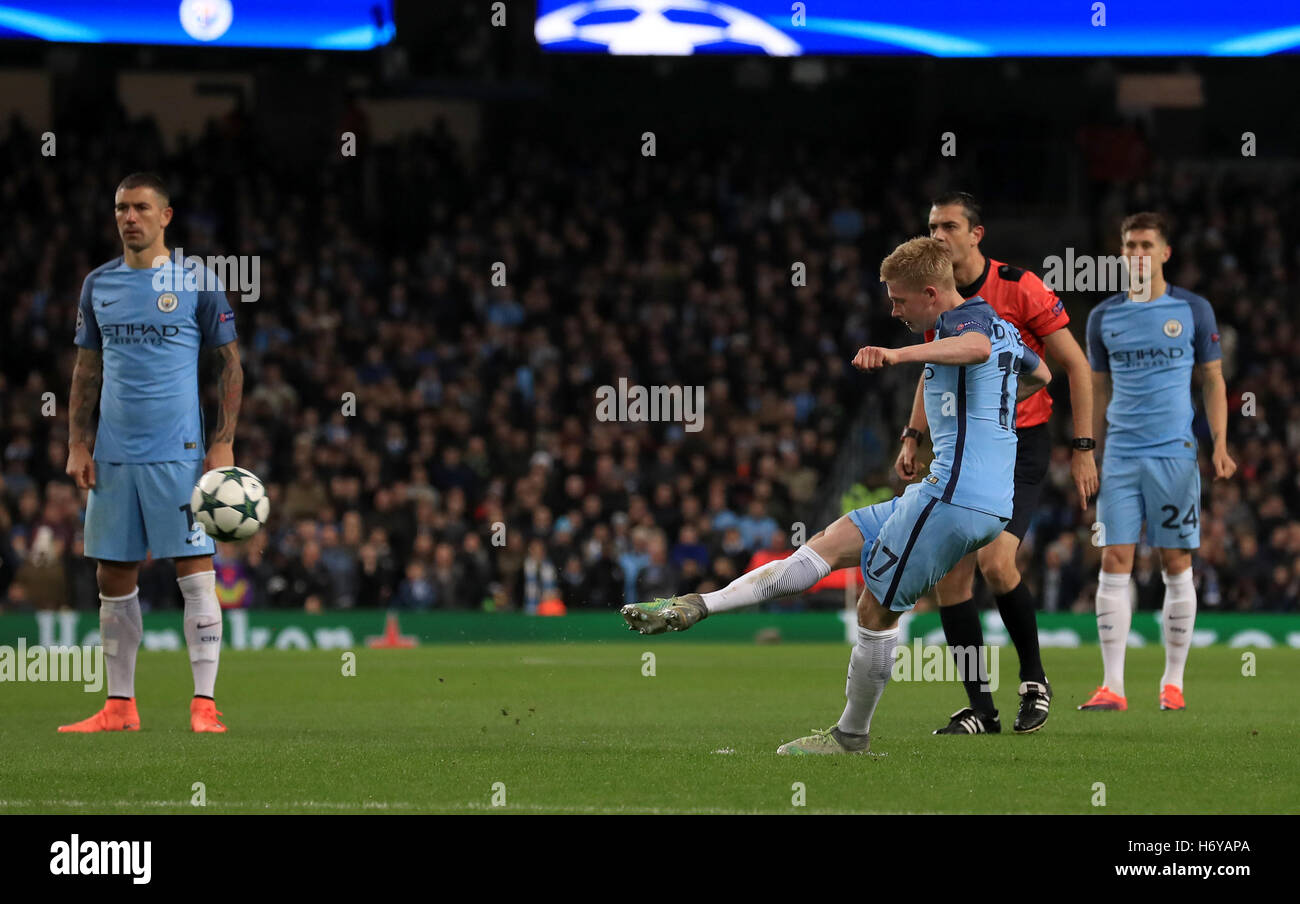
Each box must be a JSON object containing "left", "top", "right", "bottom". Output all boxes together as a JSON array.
[
  {"left": 205, "top": 441, "right": 234, "bottom": 472},
  {"left": 852, "top": 346, "right": 895, "bottom": 370},
  {"left": 1071, "top": 449, "right": 1098, "bottom": 509},
  {"left": 1212, "top": 445, "right": 1237, "bottom": 480}
]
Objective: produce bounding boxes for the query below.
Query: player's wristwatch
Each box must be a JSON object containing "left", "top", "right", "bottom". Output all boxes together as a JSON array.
[
  {"left": 900, "top": 427, "right": 923, "bottom": 443},
  {"left": 1072, "top": 437, "right": 1096, "bottom": 451}
]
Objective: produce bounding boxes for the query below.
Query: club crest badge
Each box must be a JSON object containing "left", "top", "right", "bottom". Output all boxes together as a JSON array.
[{"left": 157, "top": 293, "right": 179, "bottom": 313}]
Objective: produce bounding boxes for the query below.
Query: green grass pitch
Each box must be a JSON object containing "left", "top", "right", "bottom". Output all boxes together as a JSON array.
[{"left": 1, "top": 644, "right": 1294, "bottom": 814}]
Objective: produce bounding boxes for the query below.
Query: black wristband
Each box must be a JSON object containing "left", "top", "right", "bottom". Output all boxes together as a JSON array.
[
  {"left": 901, "top": 427, "right": 923, "bottom": 443},
  {"left": 1072, "top": 437, "right": 1096, "bottom": 451}
]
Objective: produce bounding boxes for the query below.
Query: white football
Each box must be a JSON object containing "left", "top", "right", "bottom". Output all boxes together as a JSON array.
[{"left": 191, "top": 466, "right": 270, "bottom": 543}]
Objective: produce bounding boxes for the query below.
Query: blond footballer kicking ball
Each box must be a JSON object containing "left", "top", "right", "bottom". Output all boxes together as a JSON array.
[{"left": 191, "top": 466, "right": 270, "bottom": 542}]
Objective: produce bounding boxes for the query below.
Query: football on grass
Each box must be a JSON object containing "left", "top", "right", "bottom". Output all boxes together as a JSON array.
[{"left": 191, "top": 466, "right": 270, "bottom": 543}]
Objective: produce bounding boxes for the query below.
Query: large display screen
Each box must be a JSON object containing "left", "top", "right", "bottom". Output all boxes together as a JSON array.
[
  {"left": 0, "top": 1, "right": 394, "bottom": 49},
  {"left": 536, "top": 0, "right": 1300, "bottom": 56}
]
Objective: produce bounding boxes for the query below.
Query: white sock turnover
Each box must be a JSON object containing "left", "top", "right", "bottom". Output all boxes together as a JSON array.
[{"left": 700, "top": 544, "right": 831, "bottom": 614}]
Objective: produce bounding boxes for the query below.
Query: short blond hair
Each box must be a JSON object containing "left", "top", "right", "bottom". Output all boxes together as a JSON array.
[{"left": 880, "top": 237, "right": 955, "bottom": 292}]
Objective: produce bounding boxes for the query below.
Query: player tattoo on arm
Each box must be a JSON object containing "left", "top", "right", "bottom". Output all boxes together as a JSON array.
[
  {"left": 211, "top": 341, "right": 244, "bottom": 445},
  {"left": 69, "top": 348, "right": 103, "bottom": 447}
]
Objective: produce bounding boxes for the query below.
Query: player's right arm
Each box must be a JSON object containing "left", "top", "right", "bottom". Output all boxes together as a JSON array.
[
  {"left": 859, "top": 331, "right": 990, "bottom": 369},
  {"left": 68, "top": 275, "right": 104, "bottom": 490}
]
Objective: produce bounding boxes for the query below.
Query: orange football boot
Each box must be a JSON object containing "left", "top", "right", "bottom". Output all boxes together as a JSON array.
[
  {"left": 1159, "top": 684, "right": 1186, "bottom": 710},
  {"left": 1077, "top": 686, "right": 1128, "bottom": 711},
  {"left": 58, "top": 697, "right": 140, "bottom": 732},
  {"left": 191, "top": 697, "right": 227, "bottom": 733}
]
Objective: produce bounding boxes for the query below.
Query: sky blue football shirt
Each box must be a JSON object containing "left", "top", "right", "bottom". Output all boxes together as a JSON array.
[
  {"left": 74, "top": 256, "right": 237, "bottom": 463},
  {"left": 1086, "top": 287, "right": 1221, "bottom": 460},
  {"left": 920, "top": 297, "right": 1040, "bottom": 519}
]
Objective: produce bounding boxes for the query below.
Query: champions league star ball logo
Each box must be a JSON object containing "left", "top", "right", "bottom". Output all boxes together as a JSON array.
[
  {"left": 535, "top": 0, "right": 802, "bottom": 55},
  {"left": 179, "top": 0, "right": 234, "bottom": 42}
]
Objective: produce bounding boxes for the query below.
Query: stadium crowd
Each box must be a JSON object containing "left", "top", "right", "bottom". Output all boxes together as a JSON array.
[{"left": 0, "top": 107, "right": 1296, "bottom": 615}]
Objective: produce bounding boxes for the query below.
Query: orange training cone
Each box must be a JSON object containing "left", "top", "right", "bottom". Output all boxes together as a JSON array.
[{"left": 365, "top": 612, "right": 419, "bottom": 648}]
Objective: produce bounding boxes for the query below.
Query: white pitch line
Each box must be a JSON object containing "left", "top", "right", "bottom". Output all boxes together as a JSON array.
[
  {"left": 0, "top": 799, "right": 942, "bottom": 814},
  {"left": 0, "top": 799, "right": 415, "bottom": 811}
]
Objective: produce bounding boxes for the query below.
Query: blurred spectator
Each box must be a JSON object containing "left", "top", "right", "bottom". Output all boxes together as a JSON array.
[
  {"left": 138, "top": 556, "right": 178, "bottom": 611},
  {"left": 283, "top": 469, "right": 330, "bottom": 524},
  {"left": 635, "top": 532, "right": 680, "bottom": 602},
  {"left": 357, "top": 541, "right": 399, "bottom": 608},
  {"left": 458, "top": 531, "right": 493, "bottom": 606},
  {"left": 577, "top": 531, "right": 624, "bottom": 607},
  {"left": 428, "top": 541, "right": 466, "bottom": 609},
  {"left": 743, "top": 494, "right": 780, "bottom": 551},
  {"left": 319, "top": 523, "right": 359, "bottom": 608},
  {"left": 519, "top": 537, "right": 557, "bottom": 614},
  {"left": 559, "top": 553, "right": 587, "bottom": 609},
  {"left": 671, "top": 524, "right": 711, "bottom": 573},
  {"left": 394, "top": 560, "right": 435, "bottom": 610},
  {"left": 1038, "top": 532, "right": 1083, "bottom": 613},
  {"left": 618, "top": 526, "right": 650, "bottom": 604},
  {"left": 282, "top": 541, "right": 334, "bottom": 610},
  {"left": 11, "top": 525, "right": 65, "bottom": 610},
  {"left": 1132, "top": 547, "right": 1165, "bottom": 611}
]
